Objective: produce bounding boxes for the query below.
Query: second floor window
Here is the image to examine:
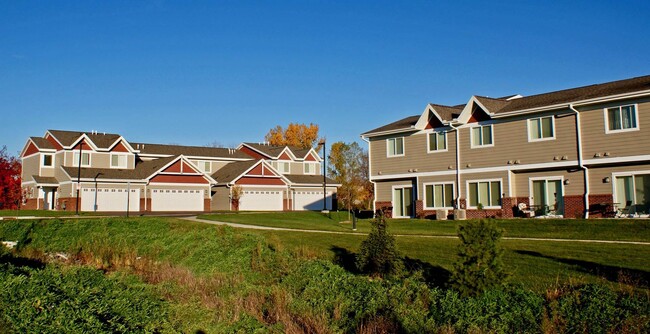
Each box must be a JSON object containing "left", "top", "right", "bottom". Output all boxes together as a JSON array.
[
  {"left": 304, "top": 162, "right": 317, "bottom": 174},
  {"left": 529, "top": 116, "right": 555, "bottom": 141},
  {"left": 387, "top": 137, "right": 404, "bottom": 157},
  {"left": 73, "top": 152, "right": 90, "bottom": 167},
  {"left": 110, "top": 154, "right": 127, "bottom": 168},
  {"left": 468, "top": 180, "right": 501, "bottom": 208},
  {"left": 278, "top": 161, "right": 290, "bottom": 174},
  {"left": 471, "top": 125, "right": 493, "bottom": 148},
  {"left": 195, "top": 161, "right": 211, "bottom": 173},
  {"left": 428, "top": 132, "right": 447, "bottom": 152},
  {"left": 606, "top": 105, "right": 638, "bottom": 133},
  {"left": 42, "top": 154, "right": 54, "bottom": 167}
]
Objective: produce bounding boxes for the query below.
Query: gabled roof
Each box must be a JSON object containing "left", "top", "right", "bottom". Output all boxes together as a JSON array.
[
  {"left": 31, "top": 176, "right": 59, "bottom": 185},
  {"left": 283, "top": 174, "right": 340, "bottom": 186},
  {"left": 30, "top": 137, "right": 55, "bottom": 150},
  {"left": 239, "top": 143, "right": 321, "bottom": 161},
  {"left": 210, "top": 160, "right": 259, "bottom": 184},
  {"left": 47, "top": 130, "right": 122, "bottom": 149},
  {"left": 133, "top": 142, "right": 251, "bottom": 159},
  {"left": 61, "top": 166, "right": 145, "bottom": 180},
  {"left": 361, "top": 115, "right": 420, "bottom": 136}
]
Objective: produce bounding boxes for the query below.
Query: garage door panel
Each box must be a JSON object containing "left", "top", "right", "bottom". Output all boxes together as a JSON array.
[
  {"left": 151, "top": 189, "right": 204, "bottom": 212},
  {"left": 294, "top": 191, "right": 332, "bottom": 211},
  {"left": 239, "top": 190, "right": 283, "bottom": 211},
  {"left": 81, "top": 188, "right": 140, "bottom": 212}
]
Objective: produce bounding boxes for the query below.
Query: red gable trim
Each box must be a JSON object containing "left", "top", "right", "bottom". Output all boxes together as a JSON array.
[
  {"left": 150, "top": 175, "right": 209, "bottom": 184},
  {"left": 236, "top": 177, "right": 286, "bottom": 185},
  {"left": 247, "top": 164, "right": 264, "bottom": 176},
  {"left": 163, "top": 161, "right": 182, "bottom": 173},
  {"left": 279, "top": 152, "right": 292, "bottom": 160},
  {"left": 111, "top": 141, "right": 129, "bottom": 152},
  {"left": 72, "top": 140, "right": 93, "bottom": 151},
  {"left": 425, "top": 115, "right": 445, "bottom": 129},
  {"left": 239, "top": 146, "right": 267, "bottom": 159},
  {"left": 45, "top": 134, "right": 63, "bottom": 150},
  {"left": 23, "top": 142, "right": 39, "bottom": 157},
  {"left": 305, "top": 153, "right": 318, "bottom": 161},
  {"left": 181, "top": 161, "right": 194, "bottom": 173},
  {"left": 468, "top": 106, "right": 491, "bottom": 123}
]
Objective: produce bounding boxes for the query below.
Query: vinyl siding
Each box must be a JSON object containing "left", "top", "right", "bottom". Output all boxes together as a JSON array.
[
  {"left": 512, "top": 169, "right": 585, "bottom": 198},
  {"left": 460, "top": 171, "right": 509, "bottom": 202},
  {"left": 418, "top": 175, "right": 457, "bottom": 199},
  {"left": 21, "top": 155, "right": 40, "bottom": 181},
  {"left": 580, "top": 98, "right": 650, "bottom": 159},
  {"left": 211, "top": 186, "right": 231, "bottom": 211},
  {"left": 588, "top": 164, "right": 650, "bottom": 195},
  {"left": 375, "top": 179, "right": 415, "bottom": 202}
]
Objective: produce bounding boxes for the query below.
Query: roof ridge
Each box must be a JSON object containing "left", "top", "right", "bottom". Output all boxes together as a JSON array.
[{"left": 510, "top": 74, "right": 650, "bottom": 101}]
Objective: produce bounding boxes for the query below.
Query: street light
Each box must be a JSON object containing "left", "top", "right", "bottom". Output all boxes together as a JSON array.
[{"left": 318, "top": 138, "right": 328, "bottom": 212}]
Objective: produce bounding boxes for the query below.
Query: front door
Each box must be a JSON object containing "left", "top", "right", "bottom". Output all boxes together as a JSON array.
[
  {"left": 42, "top": 188, "right": 57, "bottom": 210},
  {"left": 393, "top": 187, "right": 413, "bottom": 218},
  {"left": 532, "top": 179, "right": 563, "bottom": 215}
]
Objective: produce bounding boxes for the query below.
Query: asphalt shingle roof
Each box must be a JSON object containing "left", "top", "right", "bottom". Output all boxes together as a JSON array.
[
  {"left": 210, "top": 160, "right": 259, "bottom": 184},
  {"left": 361, "top": 115, "right": 420, "bottom": 136},
  {"left": 133, "top": 142, "right": 251, "bottom": 159},
  {"left": 283, "top": 174, "right": 339, "bottom": 185},
  {"left": 30, "top": 137, "right": 55, "bottom": 150},
  {"left": 48, "top": 130, "right": 121, "bottom": 148},
  {"left": 61, "top": 156, "right": 178, "bottom": 180}
]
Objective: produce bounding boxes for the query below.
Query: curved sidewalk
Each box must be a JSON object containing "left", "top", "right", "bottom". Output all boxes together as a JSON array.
[{"left": 181, "top": 216, "right": 650, "bottom": 246}]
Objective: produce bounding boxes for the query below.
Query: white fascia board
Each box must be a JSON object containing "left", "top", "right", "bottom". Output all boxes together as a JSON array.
[
  {"left": 44, "top": 130, "right": 65, "bottom": 149},
  {"left": 361, "top": 127, "right": 418, "bottom": 138},
  {"left": 583, "top": 155, "right": 650, "bottom": 165},
  {"left": 184, "top": 155, "right": 253, "bottom": 162},
  {"left": 67, "top": 134, "right": 100, "bottom": 151}
]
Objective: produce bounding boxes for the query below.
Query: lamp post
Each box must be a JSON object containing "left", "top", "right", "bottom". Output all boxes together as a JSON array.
[
  {"left": 75, "top": 141, "right": 83, "bottom": 215},
  {"left": 93, "top": 172, "right": 102, "bottom": 212},
  {"left": 319, "top": 138, "right": 328, "bottom": 212}
]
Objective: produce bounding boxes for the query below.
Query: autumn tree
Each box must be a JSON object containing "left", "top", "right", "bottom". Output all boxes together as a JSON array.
[
  {"left": 328, "top": 141, "right": 373, "bottom": 213},
  {"left": 265, "top": 123, "right": 320, "bottom": 149},
  {"left": 0, "top": 146, "right": 22, "bottom": 210}
]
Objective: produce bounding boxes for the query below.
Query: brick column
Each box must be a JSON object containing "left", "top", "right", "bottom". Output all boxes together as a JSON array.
[
  {"left": 375, "top": 201, "right": 393, "bottom": 218},
  {"left": 415, "top": 200, "right": 424, "bottom": 218}
]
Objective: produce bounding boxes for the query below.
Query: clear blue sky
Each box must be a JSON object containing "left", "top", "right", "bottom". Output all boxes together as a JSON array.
[{"left": 2, "top": 1, "right": 649, "bottom": 156}]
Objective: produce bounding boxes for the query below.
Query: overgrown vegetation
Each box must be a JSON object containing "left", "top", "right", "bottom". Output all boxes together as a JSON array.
[
  {"left": 451, "top": 219, "right": 508, "bottom": 296},
  {"left": 0, "top": 217, "right": 649, "bottom": 333}
]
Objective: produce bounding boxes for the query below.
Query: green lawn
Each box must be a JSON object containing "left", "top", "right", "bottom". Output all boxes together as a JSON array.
[
  {"left": 199, "top": 211, "right": 650, "bottom": 242},
  {"left": 0, "top": 210, "right": 101, "bottom": 217}
]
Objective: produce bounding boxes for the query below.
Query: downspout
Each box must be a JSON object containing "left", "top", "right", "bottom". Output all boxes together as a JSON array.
[
  {"left": 569, "top": 104, "right": 589, "bottom": 218},
  {"left": 448, "top": 123, "right": 462, "bottom": 209},
  {"left": 361, "top": 136, "right": 376, "bottom": 212}
]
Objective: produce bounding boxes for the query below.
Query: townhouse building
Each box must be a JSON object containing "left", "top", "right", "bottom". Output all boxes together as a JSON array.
[
  {"left": 362, "top": 75, "right": 650, "bottom": 219},
  {"left": 20, "top": 130, "right": 338, "bottom": 212}
]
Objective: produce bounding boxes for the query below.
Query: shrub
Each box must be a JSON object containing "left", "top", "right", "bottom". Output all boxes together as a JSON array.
[
  {"left": 450, "top": 219, "right": 507, "bottom": 296},
  {"left": 355, "top": 211, "right": 403, "bottom": 277}
]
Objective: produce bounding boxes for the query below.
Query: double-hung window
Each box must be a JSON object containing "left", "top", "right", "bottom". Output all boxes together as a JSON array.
[
  {"left": 470, "top": 125, "right": 493, "bottom": 148},
  {"left": 304, "top": 162, "right": 317, "bottom": 174},
  {"left": 468, "top": 180, "right": 501, "bottom": 208},
  {"left": 387, "top": 137, "right": 404, "bottom": 157},
  {"left": 42, "top": 154, "right": 54, "bottom": 167},
  {"left": 195, "top": 160, "right": 211, "bottom": 173},
  {"left": 606, "top": 105, "right": 638, "bottom": 133},
  {"left": 424, "top": 183, "right": 454, "bottom": 209},
  {"left": 427, "top": 131, "right": 447, "bottom": 152},
  {"left": 73, "top": 152, "right": 91, "bottom": 167},
  {"left": 278, "top": 161, "right": 290, "bottom": 174},
  {"left": 110, "top": 154, "right": 128, "bottom": 168},
  {"left": 528, "top": 116, "right": 555, "bottom": 141}
]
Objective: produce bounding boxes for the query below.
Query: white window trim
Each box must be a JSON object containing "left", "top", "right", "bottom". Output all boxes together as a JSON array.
[
  {"left": 386, "top": 137, "right": 405, "bottom": 158},
  {"left": 423, "top": 182, "right": 455, "bottom": 210},
  {"left": 527, "top": 116, "right": 556, "bottom": 142},
  {"left": 278, "top": 161, "right": 291, "bottom": 174},
  {"left": 528, "top": 176, "right": 564, "bottom": 207},
  {"left": 465, "top": 178, "right": 502, "bottom": 209},
  {"left": 611, "top": 170, "right": 650, "bottom": 205},
  {"left": 303, "top": 162, "right": 317, "bottom": 175},
  {"left": 391, "top": 185, "right": 413, "bottom": 218},
  {"left": 194, "top": 160, "right": 211, "bottom": 173},
  {"left": 604, "top": 104, "right": 640, "bottom": 134},
  {"left": 72, "top": 152, "right": 91, "bottom": 167},
  {"left": 469, "top": 124, "right": 495, "bottom": 148},
  {"left": 41, "top": 153, "right": 55, "bottom": 168},
  {"left": 426, "top": 131, "right": 448, "bottom": 153},
  {"left": 110, "top": 153, "right": 128, "bottom": 169}
]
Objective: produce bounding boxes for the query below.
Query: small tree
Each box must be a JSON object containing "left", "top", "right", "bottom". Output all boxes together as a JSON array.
[
  {"left": 356, "top": 210, "right": 403, "bottom": 277},
  {"left": 451, "top": 219, "right": 507, "bottom": 296},
  {"left": 0, "top": 146, "right": 22, "bottom": 210},
  {"left": 230, "top": 185, "right": 243, "bottom": 211}
]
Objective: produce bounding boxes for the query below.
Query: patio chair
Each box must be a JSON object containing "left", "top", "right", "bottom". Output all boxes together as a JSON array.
[
  {"left": 518, "top": 203, "right": 534, "bottom": 218},
  {"left": 616, "top": 201, "right": 634, "bottom": 218}
]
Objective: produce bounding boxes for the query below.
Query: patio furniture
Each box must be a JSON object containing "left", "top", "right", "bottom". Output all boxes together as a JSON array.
[
  {"left": 518, "top": 203, "right": 534, "bottom": 218},
  {"left": 616, "top": 201, "right": 635, "bottom": 218}
]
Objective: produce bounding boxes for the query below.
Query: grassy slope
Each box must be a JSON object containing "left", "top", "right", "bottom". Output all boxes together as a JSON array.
[{"left": 199, "top": 211, "right": 650, "bottom": 241}]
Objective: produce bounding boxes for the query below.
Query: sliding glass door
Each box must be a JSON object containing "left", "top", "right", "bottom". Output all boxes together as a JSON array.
[
  {"left": 393, "top": 187, "right": 413, "bottom": 218},
  {"left": 531, "top": 179, "right": 564, "bottom": 215}
]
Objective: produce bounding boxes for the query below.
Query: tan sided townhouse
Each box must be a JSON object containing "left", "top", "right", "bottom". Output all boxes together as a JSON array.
[
  {"left": 361, "top": 75, "right": 650, "bottom": 219},
  {"left": 20, "top": 130, "right": 338, "bottom": 213}
]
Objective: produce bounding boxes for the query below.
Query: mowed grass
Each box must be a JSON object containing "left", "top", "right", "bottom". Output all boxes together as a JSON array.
[
  {"left": 0, "top": 209, "right": 102, "bottom": 217},
  {"left": 199, "top": 211, "right": 650, "bottom": 241}
]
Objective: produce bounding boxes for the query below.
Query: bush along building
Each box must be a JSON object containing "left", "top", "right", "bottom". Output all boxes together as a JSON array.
[
  {"left": 362, "top": 75, "right": 650, "bottom": 219},
  {"left": 20, "top": 130, "right": 338, "bottom": 213}
]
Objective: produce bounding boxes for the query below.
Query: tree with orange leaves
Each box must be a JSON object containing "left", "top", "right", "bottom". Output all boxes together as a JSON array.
[
  {"left": 265, "top": 123, "right": 320, "bottom": 149},
  {"left": 0, "top": 146, "right": 22, "bottom": 210}
]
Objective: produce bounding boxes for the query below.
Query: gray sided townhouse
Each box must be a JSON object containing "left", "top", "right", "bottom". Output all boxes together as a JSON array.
[
  {"left": 362, "top": 75, "right": 650, "bottom": 219},
  {"left": 20, "top": 130, "right": 338, "bottom": 212}
]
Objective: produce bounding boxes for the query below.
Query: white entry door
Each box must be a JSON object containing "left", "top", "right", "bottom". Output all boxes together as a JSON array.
[
  {"left": 294, "top": 190, "right": 332, "bottom": 211},
  {"left": 151, "top": 189, "right": 204, "bottom": 212},
  {"left": 239, "top": 190, "right": 283, "bottom": 211},
  {"left": 81, "top": 188, "right": 140, "bottom": 212}
]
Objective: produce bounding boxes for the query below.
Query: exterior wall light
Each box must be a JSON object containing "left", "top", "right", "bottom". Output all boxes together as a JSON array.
[
  {"left": 603, "top": 177, "right": 611, "bottom": 183},
  {"left": 564, "top": 179, "right": 570, "bottom": 185}
]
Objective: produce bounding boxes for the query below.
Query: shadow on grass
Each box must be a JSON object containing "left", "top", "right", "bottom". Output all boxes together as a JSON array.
[
  {"left": 0, "top": 252, "right": 46, "bottom": 272},
  {"left": 515, "top": 250, "right": 649, "bottom": 288},
  {"left": 330, "top": 246, "right": 451, "bottom": 288}
]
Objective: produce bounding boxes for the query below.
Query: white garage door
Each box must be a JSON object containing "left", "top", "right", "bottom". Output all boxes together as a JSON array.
[
  {"left": 151, "top": 189, "right": 204, "bottom": 212},
  {"left": 294, "top": 191, "right": 332, "bottom": 211},
  {"left": 239, "top": 190, "right": 283, "bottom": 211},
  {"left": 81, "top": 188, "right": 140, "bottom": 212}
]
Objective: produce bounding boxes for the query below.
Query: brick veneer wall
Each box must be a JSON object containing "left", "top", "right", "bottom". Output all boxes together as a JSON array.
[
  {"left": 587, "top": 194, "right": 615, "bottom": 218},
  {"left": 375, "top": 201, "right": 393, "bottom": 218},
  {"left": 563, "top": 195, "right": 585, "bottom": 219}
]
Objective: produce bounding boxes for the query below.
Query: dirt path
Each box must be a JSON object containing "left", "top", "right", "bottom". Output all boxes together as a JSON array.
[{"left": 181, "top": 216, "right": 650, "bottom": 246}]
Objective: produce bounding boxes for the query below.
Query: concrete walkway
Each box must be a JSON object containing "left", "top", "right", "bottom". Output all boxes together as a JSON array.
[{"left": 181, "top": 216, "right": 650, "bottom": 246}]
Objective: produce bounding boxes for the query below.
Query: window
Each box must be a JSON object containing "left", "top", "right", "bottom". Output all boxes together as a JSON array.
[
  {"left": 278, "top": 161, "right": 290, "bottom": 174},
  {"left": 304, "top": 162, "right": 317, "bottom": 174},
  {"left": 387, "top": 137, "right": 404, "bottom": 157},
  {"left": 195, "top": 160, "right": 211, "bottom": 173},
  {"left": 470, "top": 125, "right": 493, "bottom": 147},
  {"left": 42, "top": 154, "right": 54, "bottom": 167},
  {"left": 427, "top": 131, "right": 447, "bottom": 152},
  {"left": 606, "top": 105, "right": 638, "bottom": 133},
  {"left": 615, "top": 173, "right": 650, "bottom": 206},
  {"left": 110, "top": 154, "right": 127, "bottom": 168},
  {"left": 468, "top": 180, "right": 501, "bottom": 208},
  {"left": 73, "top": 152, "right": 91, "bottom": 167},
  {"left": 528, "top": 116, "right": 555, "bottom": 141},
  {"left": 424, "top": 183, "right": 454, "bottom": 209}
]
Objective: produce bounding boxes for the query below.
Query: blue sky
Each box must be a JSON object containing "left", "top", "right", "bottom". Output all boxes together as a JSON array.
[{"left": 2, "top": 0, "right": 649, "bottom": 156}]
